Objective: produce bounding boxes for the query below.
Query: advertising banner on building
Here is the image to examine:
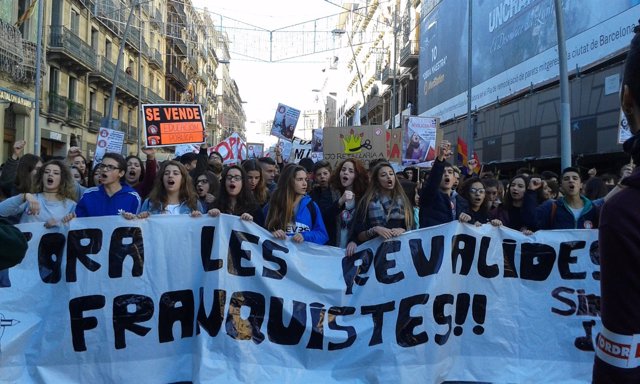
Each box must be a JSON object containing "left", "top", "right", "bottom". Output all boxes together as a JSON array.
[
  {"left": 142, "top": 104, "right": 205, "bottom": 147},
  {"left": 419, "top": 0, "right": 640, "bottom": 121},
  {"left": 0, "top": 217, "right": 599, "bottom": 382}
]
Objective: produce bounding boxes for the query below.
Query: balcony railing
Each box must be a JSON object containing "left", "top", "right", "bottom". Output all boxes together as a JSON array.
[
  {"left": 381, "top": 66, "right": 398, "bottom": 85},
  {"left": 125, "top": 27, "right": 141, "bottom": 51},
  {"left": 149, "top": 49, "right": 163, "bottom": 69},
  {"left": 151, "top": 9, "right": 163, "bottom": 29},
  {"left": 166, "top": 65, "right": 188, "bottom": 88},
  {"left": 67, "top": 100, "right": 85, "bottom": 124},
  {"left": 146, "top": 89, "right": 165, "bottom": 104},
  {"left": 167, "top": 26, "right": 187, "bottom": 54},
  {"left": 399, "top": 40, "right": 419, "bottom": 67},
  {"left": 48, "top": 25, "right": 96, "bottom": 71},
  {"left": 89, "top": 109, "right": 103, "bottom": 132},
  {"left": 48, "top": 92, "right": 68, "bottom": 118},
  {"left": 21, "top": 40, "right": 45, "bottom": 85}
]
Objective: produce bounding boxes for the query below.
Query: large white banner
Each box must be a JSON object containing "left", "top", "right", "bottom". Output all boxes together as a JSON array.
[{"left": 0, "top": 217, "right": 599, "bottom": 383}]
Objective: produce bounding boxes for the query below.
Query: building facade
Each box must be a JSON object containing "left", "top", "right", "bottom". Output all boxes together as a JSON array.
[{"left": 0, "top": 0, "right": 244, "bottom": 162}]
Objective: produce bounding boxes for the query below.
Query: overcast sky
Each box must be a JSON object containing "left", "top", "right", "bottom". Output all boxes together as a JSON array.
[{"left": 190, "top": 0, "right": 346, "bottom": 144}]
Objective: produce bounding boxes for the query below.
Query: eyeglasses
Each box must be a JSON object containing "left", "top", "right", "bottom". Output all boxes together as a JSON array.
[
  {"left": 470, "top": 188, "right": 485, "bottom": 194},
  {"left": 196, "top": 179, "right": 209, "bottom": 185},
  {"left": 226, "top": 175, "right": 242, "bottom": 182},
  {"left": 97, "top": 164, "right": 120, "bottom": 172}
]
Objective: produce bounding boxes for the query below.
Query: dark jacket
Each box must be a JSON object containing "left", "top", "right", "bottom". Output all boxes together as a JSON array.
[
  {"left": 419, "top": 158, "right": 466, "bottom": 228},
  {"left": 524, "top": 190, "right": 598, "bottom": 230},
  {"left": 309, "top": 186, "right": 342, "bottom": 246},
  {"left": 0, "top": 217, "right": 27, "bottom": 270},
  {"left": 593, "top": 168, "right": 640, "bottom": 381}
]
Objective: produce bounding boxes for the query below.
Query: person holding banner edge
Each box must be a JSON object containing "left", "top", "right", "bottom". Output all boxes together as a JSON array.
[
  {"left": 593, "top": 22, "right": 640, "bottom": 383},
  {"left": 75, "top": 153, "right": 141, "bottom": 217},
  {"left": 207, "top": 165, "right": 264, "bottom": 226},
  {"left": 264, "top": 164, "right": 328, "bottom": 245},
  {"left": 129, "top": 161, "right": 204, "bottom": 217},
  {"left": 349, "top": 162, "right": 414, "bottom": 250}
]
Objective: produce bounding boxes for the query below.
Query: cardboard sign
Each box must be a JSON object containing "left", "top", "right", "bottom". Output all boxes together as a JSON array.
[
  {"left": 214, "top": 133, "right": 246, "bottom": 165},
  {"left": 322, "top": 125, "right": 386, "bottom": 168},
  {"left": 387, "top": 127, "right": 404, "bottom": 164},
  {"left": 270, "top": 103, "right": 301, "bottom": 141},
  {"left": 247, "top": 143, "right": 264, "bottom": 159},
  {"left": 402, "top": 116, "right": 442, "bottom": 167},
  {"left": 142, "top": 104, "right": 205, "bottom": 147}
]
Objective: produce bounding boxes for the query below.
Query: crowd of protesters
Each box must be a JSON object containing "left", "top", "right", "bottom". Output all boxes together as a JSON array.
[{"left": 0, "top": 134, "right": 631, "bottom": 247}]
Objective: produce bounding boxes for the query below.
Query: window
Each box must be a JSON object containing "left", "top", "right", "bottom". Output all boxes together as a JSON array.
[
  {"left": 91, "top": 28, "right": 99, "bottom": 49},
  {"left": 68, "top": 77, "right": 77, "bottom": 101},
  {"left": 89, "top": 91, "right": 96, "bottom": 112},
  {"left": 103, "top": 96, "right": 109, "bottom": 114},
  {"left": 70, "top": 9, "right": 80, "bottom": 34},
  {"left": 49, "top": 67, "right": 59, "bottom": 94},
  {"left": 105, "top": 40, "right": 112, "bottom": 60}
]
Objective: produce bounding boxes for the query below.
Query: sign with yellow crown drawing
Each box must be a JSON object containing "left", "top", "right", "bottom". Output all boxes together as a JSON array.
[{"left": 322, "top": 125, "right": 386, "bottom": 167}]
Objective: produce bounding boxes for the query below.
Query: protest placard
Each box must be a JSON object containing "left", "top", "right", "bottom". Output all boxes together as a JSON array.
[
  {"left": 247, "top": 143, "right": 264, "bottom": 159},
  {"left": 270, "top": 103, "right": 301, "bottom": 141},
  {"left": 142, "top": 104, "right": 205, "bottom": 147},
  {"left": 289, "top": 137, "right": 313, "bottom": 163},
  {"left": 93, "top": 127, "right": 126, "bottom": 165},
  {"left": 323, "top": 125, "right": 386, "bottom": 168},
  {"left": 402, "top": 116, "right": 441, "bottom": 166},
  {"left": 213, "top": 133, "right": 246, "bottom": 165}
]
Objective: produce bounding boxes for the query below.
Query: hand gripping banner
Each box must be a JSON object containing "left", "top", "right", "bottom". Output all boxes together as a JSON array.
[{"left": 0, "top": 216, "right": 599, "bottom": 383}]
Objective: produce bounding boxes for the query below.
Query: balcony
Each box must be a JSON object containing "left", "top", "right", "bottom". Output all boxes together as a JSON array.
[
  {"left": 88, "top": 109, "right": 103, "bottom": 133},
  {"left": 150, "top": 9, "right": 163, "bottom": 29},
  {"left": 48, "top": 26, "right": 96, "bottom": 73},
  {"left": 149, "top": 49, "right": 163, "bottom": 69},
  {"left": 399, "top": 40, "right": 419, "bottom": 68},
  {"left": 167, "top": 26, "right": 187, "bottom": 54},
  {"left": 166, "top": 64, "right": 188, "bottom": 89},
  {"left": 48, "top": 92, "right": 68, "bottom": 119},
  {"left": 89, "top": 56, "right": 142, "bottom": 102},
  {"left": 168, "top": 0, "right": 186, "bottom": 19},
  {"left": 126, "top": 27, "right": 141, "bottom": 51},
  {"left": 67, "top": 100, "right": 85, "bottom": 125},
  {"left": 146, "top": 89, "right": 165, "bottom": 104},
  {"left": 140, "top": 40, "right": 149, "bottom": 58},
  {"left": 381, "top": 66, "right": 398, "bottom": 85},
  {"left": 21, "top": 40, "right": 45, "bottom": 85}
]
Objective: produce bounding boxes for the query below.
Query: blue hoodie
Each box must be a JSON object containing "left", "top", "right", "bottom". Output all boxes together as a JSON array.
[
  {"left": 75, "top": 184, "right": 141, "bottom": 217},
  {"left": 264, "top": 195, "right": 329, "bottom": 245},
  {"left": 524, "top": 190, "right": 599, "bottom": 230}
]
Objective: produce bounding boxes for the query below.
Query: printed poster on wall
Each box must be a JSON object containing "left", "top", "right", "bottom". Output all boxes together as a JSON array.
[
  {"left": 270, "top": 103, "right": 301, "bottom": 141},
  {"left": 323, "top": 125, "right": 386, "bottom": 168},
  {"left": 142, "top": 104, "right": 205, "bottom": 147},
  {"left": 403, "top": 116, "right": 441, "bottom": 167}
]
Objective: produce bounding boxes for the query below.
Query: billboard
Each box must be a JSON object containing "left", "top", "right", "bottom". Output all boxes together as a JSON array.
[{"left": 419, "top": 0, "right": 640, "bottom": 121}]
